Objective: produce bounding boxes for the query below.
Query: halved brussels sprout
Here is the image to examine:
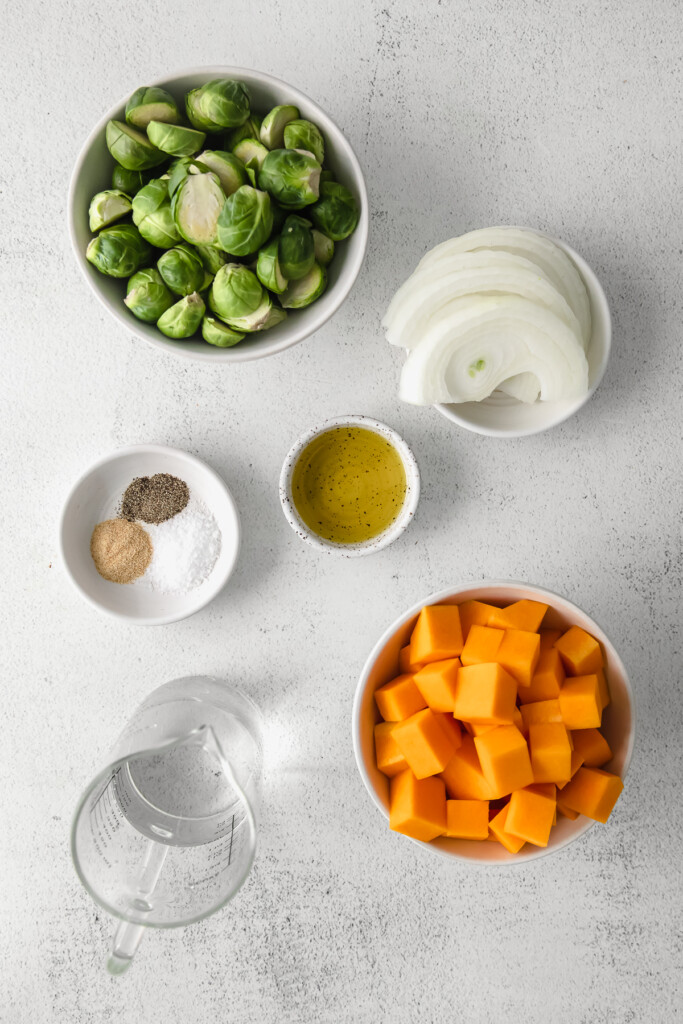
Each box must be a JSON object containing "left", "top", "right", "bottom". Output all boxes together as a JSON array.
[
  {"left": 312, "top": 229, "right": 334, "bottom": 266},
  {"left": 187, "top": 79, "right": 251, "bottom": 132},
  {"left": 201, "top": 316, "right": 245, "bottom": 347},
  {"left": 157, "top": 244, "right": 205, "bottom": 296},
  {"left": 157, "top": 292, "right": 205, "bottom": 338},
  {"left": 195, "top": 150, "right": 248, "bottom": 195},
  {"left": 111, "top": 165, "right": 154, "bottom": 194},
  {"left": 278, "top": 215, "right": 315, "bottom": 280},
  {"left": 223, "top": 295, "right": 285, "bottom": 332},
  {"left": 280, "top": 263, "right": 327, "bottom": 308},
  {"left": 125, "top": 87, "right": 179, "bottom": 130},
  {"left": 260, "top": 105, "right": 299, "bottom": 149},
  {"left": 105, "top": 120, "right": 167, "bottom": 171},
  {"left": 233, "top": 138, "right": 269, "bottom": 170},
  {"left": 216, "top": 185, "right": 273, "bottom": 256},
  {"left": 166, "top": 157, "right": 210, "bottom": 197},
  {"left": 124, "top": 268, "right": 174, "bottom": 322},
  {"left": 225, "top": 115, "right": 262, "bottom": 150},
  {"left": 309, "top": 180, "right": 359, "bottom": 241},
  {"left": 258, "top": 149, "right": 321, "bottom": 209},
  {"left": 88, "top": 190, "right": 132, "bottom": 232},
  {"left": 132, "top": 178, "right": 181, "bottom": 248},
  {"left": 86, "top": 223, "right": 152, "bottom": 278},
  {"left": 147, "top": 121, "right": 206, "bottom": 157},
  {"left": 283, "top": 120, "right": 325, "bottom": 165},
  {"left": 209, "top": 263, "right": 265, "bottom": 321},
  {"left": 171, "top": 171, "right": 225, "bottom": 246},
  {"left": 256, "top": 239, "right": 288, "bottom": 294},
  {"left": 195, "top": 244, "right": 228, "bottom": 275}
]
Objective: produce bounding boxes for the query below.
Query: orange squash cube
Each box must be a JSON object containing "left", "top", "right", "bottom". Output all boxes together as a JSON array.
[
  {"left": 390, "top": 770, "right": 446, "bottom": 841},
  {"left": 440, "top": 736, "right": 496, "bottom": 800},
  {"left": 488, "top": 804, "right": 526, "bottom": 853},
  {"left": 488, "top": 600, "right": 548, "bottom": 632},
  {"left": 595, "top": 667, "right": 610, "bottom": 710},
  {"left": 520, "top": 649, "right": 565, "bottom": 704},
  {"left": 457, "top": 599, "right": 498, "bottom": 640},
  {"left": 528, "top": 723, "right": 572, "bottom": 784},
  {"left": 556, "top": 748, "right": 585, "bottom": 789},
  {"left": 445, "top": 799, "right": 489, "bottom": 840},
  {"left": 554, "top": 626, "right": 603, "bottom": 675},
  {"left": 559, "top": 767, "right": 623, "bottom": 823},
  {"left": 438, "top": 713, "right": 463, "bottom": 749},
  {"left": 559, "top": 674, "right": 602, "bottom": 729},
  {"left": 520, "top": 699, "right": 563, "bottom": 731},
  {"left": 374, "top": 674, "right": 426, "bottom": 722},
  {"left": 393, "top": 708, "right": 459, "bottom": 779},
  {"left": 571, "top": 728, "right": 612, "bottom": 767},
  {"left": 496, "top": 629, "right": 541, "bottom": 687},
  {"left": 410, "top": 605, "right": 464, "bottom": 665},
  {"left": 398, "top": 646, "right": 412, "bottom": 674},
  {"left": 374, "top": 722, "right": 409, "bottom": 778},
  {"left": 469, "top": 721, "right": 497, "bottom": 737},
  {"left": 474, "top": 725, "right": 534, "bottom": 798},
  {"left": 539, "top": 628, "right": 563, "bottom": 651},
  {"left": 453, "top": 663, "right": 517, "bottom": 724},
  {"left": 460, "top": 625, "right": 504, "bottom": 666},
  {"left": 505, "top": 784, "right": 556, "bottom": 847},
  {"left": 556, "top": 795, "right": 580, "bottom": 820},
  {"left": 413, "top": 658, "right": 460, "bottom": 713}
]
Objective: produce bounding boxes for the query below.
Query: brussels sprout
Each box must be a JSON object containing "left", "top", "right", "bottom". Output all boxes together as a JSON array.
[
  {"left": 111, "top": 165, "right": 154, "bottom": 194},
  {"left": 312, "top": 229, "right": 334, "bottom": 266},
  {"left": 157, "top": 292, "right": 205, "bottom": 339},
  {"left": 86, "top": 223, "right": 152, "bottom": 278},
  {"left": 131, "top": 178, "right": 181, "bottom": 248},
  {"left": 195, "top": 150, "right": 248, "bottom": 196},
  {"left": 260, "top": 105, "right": 299, "bottom": 149},
  {"left": 309, "top": 180, "right": 359, "bottom": 241},
  {"left": 187, "top": 79, "right": 250, "bottom": 132},
  {"left": 280, "top": 263, "right": 327, "bottom": 308},
  {"left": 124, "top": 268, "right": 174, "bottom": 322},
  {"left": 157, "top": 244, "right": 205, "bottom": 296},
  {"left": 171, "top": 171, "right": 225, "bottom": 246},
  {"left": 278, "top": 215, "right": 315, "bottom": 280},
  {"left": 195, "top": 244, "right": 228, "bottom": 275},
  {"left": 200, "top": 269, "right": 214, "bottom": 291},
  {"left": 125, "top": 86, "right": 179, "bottom": 130},
  {"left": 88, "top": 189, "right": 132, "bottom": 232},
  {"left": 256, "top": 239, "right": 288, "bottom": 294},
  {"left": 105, "top": 120, "right": 166, "bottom": 171},
  {"left": 225, "top": 115, "right": 262, "bottom": 150},
  {"left": 209, "top": 263, "right": 265, "bottom": 321},
  {"left": 224, "top": 294, "right": 284, "bottom": 332},
  {"left": 166, "top": 157, "right": 210, "bottom": 197},
  {"left": 201, "top": 316, "right": 245, "bottom": 347},
  {"left": 147, "top": 121, "right": 206, "bottom": 157},
  {"left": 258, "top": 149, "right": 321, "bottom": 209},
  {"left": 185, "top": 88, "right": 216, "bottom": 131},
  {"left": 233, "top": 138, "right": 269, "bottom": 170},
  {"left": 216, "top": 185, "right": 273, "bottom": 256},
  {"left": 283, "top": 120, "right": 325, "bottom": 165}
]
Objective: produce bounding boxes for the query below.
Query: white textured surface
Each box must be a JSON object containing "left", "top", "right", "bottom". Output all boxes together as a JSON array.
[{"left": 1, "top": 1, "right": 682, "bottom": 1020}]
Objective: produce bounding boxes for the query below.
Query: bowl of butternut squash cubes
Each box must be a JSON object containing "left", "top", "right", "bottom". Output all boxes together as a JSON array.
[{"left": 353, "top": 582, "right": 634, "bottom": 862}]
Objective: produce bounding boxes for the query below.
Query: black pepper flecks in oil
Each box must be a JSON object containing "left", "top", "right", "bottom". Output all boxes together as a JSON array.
[{"left": 291, "top": 427, "right": 407, "bottom": 544}]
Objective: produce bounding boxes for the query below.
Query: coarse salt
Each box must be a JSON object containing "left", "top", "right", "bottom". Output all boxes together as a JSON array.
[{"left": 134, "top": 492, "right": 222, "bottom": 594}]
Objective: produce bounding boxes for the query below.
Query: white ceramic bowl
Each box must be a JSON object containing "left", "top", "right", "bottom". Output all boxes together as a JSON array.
[
  {"left": 434, "top": 229, "right": 611, "bottom": 437},
  {"left": 68, "top": 66, "right": 369, "bottom": 363},
  {"left": 279, "top": 415, "right": 420, "bottom": 556},
  {"left": 353, "top": 581, "right": 634, "bottom": 863},
  {"left": 59, "top": 445, "right": 240, "bottom": 625}
]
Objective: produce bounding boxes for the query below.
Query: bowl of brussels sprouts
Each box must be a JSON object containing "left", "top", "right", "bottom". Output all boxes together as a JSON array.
[{"left": 69, "top": 67, "right": 368, "bottom": 362}]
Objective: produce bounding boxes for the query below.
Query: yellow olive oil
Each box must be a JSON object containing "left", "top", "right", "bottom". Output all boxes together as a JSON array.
[{"left": 291, "top": 426, "right": 407, "bottom": 544}]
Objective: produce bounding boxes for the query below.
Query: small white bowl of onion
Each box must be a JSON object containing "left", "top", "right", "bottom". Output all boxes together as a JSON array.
[{"left": 383, "top": 227, "right": 611, "bottom": 438}]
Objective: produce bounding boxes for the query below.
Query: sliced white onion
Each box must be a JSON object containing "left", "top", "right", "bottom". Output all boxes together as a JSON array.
[{"left": 497, "top": 373, "right": 541, "bottom": 404}]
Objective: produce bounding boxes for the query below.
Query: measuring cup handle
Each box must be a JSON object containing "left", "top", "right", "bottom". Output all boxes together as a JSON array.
[{"left": 107, "top": 920, "right": 147, "bottom": 975}]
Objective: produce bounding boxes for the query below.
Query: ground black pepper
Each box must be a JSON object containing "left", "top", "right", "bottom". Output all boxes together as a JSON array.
[{"left": 120, "top": 474, "right": 189, "bottom": 524}]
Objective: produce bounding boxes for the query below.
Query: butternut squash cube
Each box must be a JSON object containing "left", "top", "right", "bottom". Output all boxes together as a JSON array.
[
  {"left": 505, "top": 784, "right": 556, "bottom": 847},
  {"left": 374, "top": 722, "right": 409, "bottom": 778},
  {"left": 390, "top": 770, "right": 446, "bottom": 841},
  {"left": 528, "top": 723, "right": 572, "bottom": 784},
  {"left": 555, "top": 748, "right": 585, "bottom": 790},
  {"left": 520, "top": 649, "right": 565, "bottom": 704},
  {"left": 453, "top": 663, "right": 518, "bottom": 724},
  {"left": 460, "top": 625, "right": 504, "bottom": 666},
  {"left": 496, "top": 629, "right": 541, "bottom": 687},
  {"left": 410, "top": 605, "right": 464, "bottom": 665},
  {"left": 488, "top": 804, "right": 526, "bottom": 852},
  {"left": 554, "top": 625, "right": 603, "bottom": 675},
  {"left": 520, "top": 699, "right": 563, "bottom": 730},
  {"left": 398, "top": 646, "right": 412, "bottom": 674},
  {"left": 445, "top": 799, "right": 489, "bottom": 840},
  {"left": 474, "top": 725, "right": 533, "bottom": 798},
  {"left": 595, "top": 667, "right": 611, "bottom": 710},
  {"left": 558, "top": 767, "right": 623, "bottom": 823},
  {"left": 457, "top": 599, "right": 498, "bottom": 640},
  {"left": 440, "top": 736, "right": 497, "bottom": 800},
  {"left": 393, "top": 708, "right": 459, "bottom": 779},
  {"left": 413, "top": 658, "right": 461, "bottom": 713},
  {"left": 374, "top": 674, "right": 427, "bottom": 722},
  {"left": 438, "top": 713, "right": 463, "bottom": 749},
  {"left": 556, "top": 796, "right": 580, "bottom": 820},
  {"left": 559, "top": 674, "right": 602, "bottom": 729},
  {"left": 571, "top": 728, "right": 612, "bottom": 768},
  {"left": 539, "top": 628, "right": 563, "bottom": 651},
  {"left": 488, "top": 599, "right": 548, "bottom": 632},
  {"left": 469, "top": 721, "right": 497, "bottom": 736}
]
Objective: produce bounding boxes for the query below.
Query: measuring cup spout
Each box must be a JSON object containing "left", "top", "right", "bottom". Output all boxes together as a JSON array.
[{"left": 107, "top": 920, "right": 147, "bottom": 975}]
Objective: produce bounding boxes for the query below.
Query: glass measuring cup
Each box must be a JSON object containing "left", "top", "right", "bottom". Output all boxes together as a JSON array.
[{"left": 71, "top": 676, "right": 262, "bottom": 974}]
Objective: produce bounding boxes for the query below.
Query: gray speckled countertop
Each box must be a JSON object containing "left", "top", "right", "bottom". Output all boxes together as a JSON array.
[{"left": 2, "top": 1, "right": 682, "bottom": 1020}]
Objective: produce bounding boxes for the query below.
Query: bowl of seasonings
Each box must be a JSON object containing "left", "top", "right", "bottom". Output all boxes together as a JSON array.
[
  {"left": 279, "top": 415, "right": 420, "bottom": 556},
  {"left": 59, "top": 445, "right": 240, "bottom": 624}
]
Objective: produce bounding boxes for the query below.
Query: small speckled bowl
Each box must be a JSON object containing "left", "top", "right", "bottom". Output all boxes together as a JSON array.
[{"left": 279, "top": 415, "right": 420, "bottom": 557}]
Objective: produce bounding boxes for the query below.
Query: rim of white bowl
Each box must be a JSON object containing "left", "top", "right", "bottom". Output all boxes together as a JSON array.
[
  {"left": 58, "top": 444, "right": 241, "bottom": 625},
  {"left": 433, "top": 227, "right": 612, "bottom": 437},
  {"left": 279, "top": 415, "right": 421, "bottom": 557},
  {"left": 352, "top": 580, "right": 635, "bottom": 865},
  {"left": 67, "top": 65, "right": 369, "bottom": 363}
]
